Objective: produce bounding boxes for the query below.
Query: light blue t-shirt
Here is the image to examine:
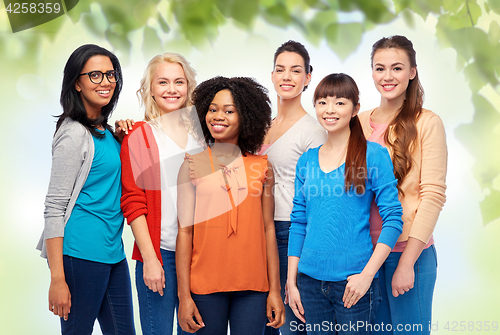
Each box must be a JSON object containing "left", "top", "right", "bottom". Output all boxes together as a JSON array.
[
  {"left": 288, "top": 141, "right": 403, "bottom": 282},
  {"left": 63, "top": 128, "right": 125, "bottom": 264}
]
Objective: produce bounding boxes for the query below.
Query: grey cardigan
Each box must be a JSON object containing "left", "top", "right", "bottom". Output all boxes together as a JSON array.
[{"left": 37, "top": 118, "right": 95, "bottom": 258}]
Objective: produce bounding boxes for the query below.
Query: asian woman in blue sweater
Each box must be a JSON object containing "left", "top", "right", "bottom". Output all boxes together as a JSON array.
[{"left": 286, "top": 73, "right": 403, "bottom": 335}]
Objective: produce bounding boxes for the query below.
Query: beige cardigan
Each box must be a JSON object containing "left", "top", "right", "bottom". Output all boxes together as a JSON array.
[{"left": 358, "top": 108, "right": 447, "bottom": 244}]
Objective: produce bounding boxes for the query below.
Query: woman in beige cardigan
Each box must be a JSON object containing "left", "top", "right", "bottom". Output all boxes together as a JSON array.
[{"left": 358, "top": 35, "right": 447, "bottom": 334}]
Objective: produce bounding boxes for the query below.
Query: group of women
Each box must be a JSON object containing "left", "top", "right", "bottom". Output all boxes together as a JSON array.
[{"left": 37, "top": 35, "right": 447, "bottom": 335}]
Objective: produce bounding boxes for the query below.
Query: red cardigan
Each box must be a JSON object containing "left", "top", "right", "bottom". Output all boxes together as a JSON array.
[{"left": 120, "top": 122, "right": 164, "bottom": 264}]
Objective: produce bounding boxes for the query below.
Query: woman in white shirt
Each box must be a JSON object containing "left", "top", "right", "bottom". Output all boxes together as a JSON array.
[
  {"left": 261, "top": 40, "right": 327, "bottom": 335},
  {"left": 120, "top": 52, "right": 203, "bottom": 335}
]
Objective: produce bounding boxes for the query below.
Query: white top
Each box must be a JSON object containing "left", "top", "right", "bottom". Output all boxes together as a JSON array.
[
  {"left": 151, "top": 124, "right": 203, "bottom": 251},
  {"left": 261, "top": 114, "right": 327, "bottom": 221}
]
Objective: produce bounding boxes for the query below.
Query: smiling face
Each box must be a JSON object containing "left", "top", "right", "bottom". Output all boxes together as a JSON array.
[
  {"left": 150, "top": 62, "right": 188, "bottom": 115},
  {"left": 75, "top": 55, "right": 116, "bottom": 118},
  {"left": 272, "top": 51, "right": 311, "bottom": 99},
  {"left": 315, "top": 96, "right": 359, "bottom": 134},
  {"left": 372, "top": 48, "right": 417, "bottom": 107},
  {"left": 205, "top": 89, "right": 240, "bottom": 145}
]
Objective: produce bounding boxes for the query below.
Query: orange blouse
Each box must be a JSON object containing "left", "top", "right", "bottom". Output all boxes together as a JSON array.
[{"left": 186, "top": 147, "right": 269, "bottom": 295}]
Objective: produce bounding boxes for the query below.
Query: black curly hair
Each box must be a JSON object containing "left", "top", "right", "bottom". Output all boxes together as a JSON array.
[{"left": 193, "top": 76, "right": 272, "bottom": 154}]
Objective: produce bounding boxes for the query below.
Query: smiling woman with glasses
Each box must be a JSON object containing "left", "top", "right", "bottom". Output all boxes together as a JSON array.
[{"left": 37, "top": 44, "right": 136, "bottom": 335}]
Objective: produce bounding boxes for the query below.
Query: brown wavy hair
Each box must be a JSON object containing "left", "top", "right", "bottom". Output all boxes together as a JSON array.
[
  {"left": 314, "top": 73, "right": 366, "bottom": 194},
  {"left": 371, "top": 35, "right": 424, "bottom": 195}
]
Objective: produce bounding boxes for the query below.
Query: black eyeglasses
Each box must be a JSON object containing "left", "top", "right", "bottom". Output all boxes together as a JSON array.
[{"left": 79, "top": 70, "right": 120, "bottom": 84}]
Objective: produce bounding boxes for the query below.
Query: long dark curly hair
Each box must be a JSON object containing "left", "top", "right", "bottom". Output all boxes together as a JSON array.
[{"left": 193, "top": 76, "right": 272, "bottom": 154}]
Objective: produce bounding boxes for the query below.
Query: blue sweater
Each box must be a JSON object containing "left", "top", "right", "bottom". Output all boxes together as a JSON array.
[{"left": 288, "top": 142, "right": 403, "bottom": 282}]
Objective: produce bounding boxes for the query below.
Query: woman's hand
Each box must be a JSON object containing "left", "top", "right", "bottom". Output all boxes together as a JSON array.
[
  {"left": 178, "top": 297, "right": 204, "bottom": 333},
  {"left": 391, "top": 264, "right": 414, "bottom": 297},
  {"left": 287, "top": 282, "right": 306, "bottom": 323},
  {"left": 266, "top": 290, "right": 285, "bottom": 328},
  {"left": 143, "top": 258, "right": 165, "bottom": 296},
  {"left": 284, "top": 282, "right": 289, "bottom": 304},
  {"left": 391, "top": 237, "right": 424, "bottom": 297},
  {"left": 114, "top": 119, "right": 135, "bottom": 143},
  {"left": 48, "top": 278, "right": 71, "bottom": 321},
  {"left": 343, "top": 272, "right": 374, "bottom": 308}
]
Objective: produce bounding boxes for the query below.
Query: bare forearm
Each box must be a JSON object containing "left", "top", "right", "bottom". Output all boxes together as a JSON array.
[
  {"left": 46, "top": 237, "right": 65, "bottom": 281},
  {"left": 362, "top": 243, "right": 392, "bottom": 278},
  {"left": 130, "top": 215, "right": 157, "bottom": 262},
  {"left": 46, "top": 236, "right": 72, "bottom": 320},
  {"left": 265, "top": 226, "right": 280, "bottom": 293},
  {"left": 262, "top": 163, "right": 280, "bottom": 293},
  {"left": 287, "top": 256, "right": 300, "bottom": 286},
  {"left": 398, "top": 237, "right": 426, "bottom": 268},
  {"left": 176, "top": 229, "right": 193, "bottom": 300}
]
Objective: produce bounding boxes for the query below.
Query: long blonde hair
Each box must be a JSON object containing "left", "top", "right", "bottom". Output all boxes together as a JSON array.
[{"left": 137, "top": 52, "right": 197, "bottom": 129}]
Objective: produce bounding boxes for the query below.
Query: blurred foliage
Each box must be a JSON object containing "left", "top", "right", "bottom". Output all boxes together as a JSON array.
[
  {"left": 455, "top": 93, "right": 500, "bottom": 225},
  {"left": 2, "top": 0, "right": 500, "bottom": 224}
]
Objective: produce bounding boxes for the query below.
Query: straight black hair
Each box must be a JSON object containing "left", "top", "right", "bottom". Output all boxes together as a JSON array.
[
  {"left": 314, "top": 73, "right": 367, "bottom": 194},
  {"left": 56, "top": 44, "right": 123, "bottom": 137}
]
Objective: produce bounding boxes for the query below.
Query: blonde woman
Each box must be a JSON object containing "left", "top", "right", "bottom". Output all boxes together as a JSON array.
[{"left": 120, "top": 52, "right": 202, "bottom": 335}]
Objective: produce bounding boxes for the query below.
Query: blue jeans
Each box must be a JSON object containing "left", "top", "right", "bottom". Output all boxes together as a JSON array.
[
  {"left": 297, "top": 273, "right": 381, "bottom": 335},
  {"left": 191, "top": 291, "right": 268, "bottom": 335},
  {"left": 61, "top": 256, "right": 135, "bottom": 335},
  {"left": 136, "top": 249, "right": 184, "bottom": 335},
  {"left": 265, "top": 221, "right": 307, "bottom": 335},
  {"left": 373, "top": 245, "right": 437, "bottom": 335}
]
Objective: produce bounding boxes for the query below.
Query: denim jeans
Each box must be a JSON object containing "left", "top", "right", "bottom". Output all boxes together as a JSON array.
[
  {"left": 297, "top": 273, "right": 381, "bottom": 335},
  {"left": 60, "top": 256, "right": 135, "bottom": 335},
  {"left": 191, "top": 290, "right": 268, "bottom": 335},
  {"left": 265, "top": 221, "right": 307, "bottom": 335},
  {"left": 135, "top": 249, "right": 184, "bottom": 335},
  {"left": 373, "top": 245, "right": 437, "bottom": 335}
]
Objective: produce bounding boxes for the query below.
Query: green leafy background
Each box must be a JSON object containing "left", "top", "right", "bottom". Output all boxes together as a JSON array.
[{"left": 1, "top": 0, "right": 499, "bottom": 333}]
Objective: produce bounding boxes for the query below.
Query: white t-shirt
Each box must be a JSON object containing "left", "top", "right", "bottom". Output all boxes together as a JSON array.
[
  {"left": 261, "top": 114, "right": 327, "bottom": 221},
  {"left": 150, "top": 125, "right": 203, "bottom": 251}
]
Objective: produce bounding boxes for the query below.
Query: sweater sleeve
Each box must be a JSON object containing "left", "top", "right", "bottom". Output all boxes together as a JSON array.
[
  {"left": 43, "top": 124, "right": 87, "bottom": 240},
  {"left": 120, "top": 124, "right": 149, "bottom": 224},
  {"left": 288, "top": 152, "right": 309, "bottom": 257},
  {"left": 408, "top": 114, "right": 447, "bottom": 243},
  {"left": 370, "top": 144, "right": 404, "bottom": 249}
]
